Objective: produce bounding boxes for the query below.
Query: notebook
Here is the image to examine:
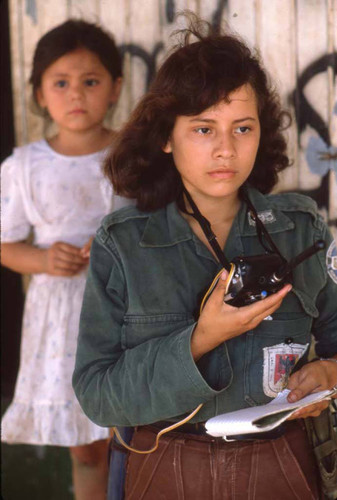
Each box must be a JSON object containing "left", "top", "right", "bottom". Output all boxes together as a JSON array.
[{"left": 205, "top": 388, "right": 337, "bottom": 439}]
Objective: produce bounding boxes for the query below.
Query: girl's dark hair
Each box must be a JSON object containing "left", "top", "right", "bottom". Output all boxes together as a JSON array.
[
  {"left": 105, "top": 14, "right": 291, "bottom": 210},
  {"left": 30, "top": 19, "right": 122, "bottom": 105}
]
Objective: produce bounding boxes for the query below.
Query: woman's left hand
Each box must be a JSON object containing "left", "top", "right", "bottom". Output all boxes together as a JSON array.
[{"left": 286, "top": 358, "right": 337, "bottom": 419}]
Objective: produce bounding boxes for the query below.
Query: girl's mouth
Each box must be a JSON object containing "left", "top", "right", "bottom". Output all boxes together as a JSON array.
[{"left": 69, "top": 109, "right": 86, "bottom": 114}]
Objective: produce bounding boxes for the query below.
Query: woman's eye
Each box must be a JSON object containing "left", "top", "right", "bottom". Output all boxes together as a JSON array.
[
  {"left": 55, "top": 80, "right": 67, "bottom": 88},
  {"left": 85, "top": 79, "right": 99, "bottom": 87},
  {"left": 235, "top": 126, "right": 251, "bottom": 134},
  {"left": 195, "top": 127, "right": 211, "bottom": 135}
]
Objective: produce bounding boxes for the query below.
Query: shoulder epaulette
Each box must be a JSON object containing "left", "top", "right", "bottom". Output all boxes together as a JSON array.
[{"left": 266, "top": 192, "right": 318, "bottom": 219}]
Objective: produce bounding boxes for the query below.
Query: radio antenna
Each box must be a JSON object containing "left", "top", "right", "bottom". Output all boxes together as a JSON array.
[{"left": 272, "top": 240, "right": 325, "bottom": 282}]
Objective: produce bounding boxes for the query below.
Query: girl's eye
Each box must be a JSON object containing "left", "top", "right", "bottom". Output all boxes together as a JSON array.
[
  {"left": 195, "top": 127, "right": 211, "bottom": 135},
  {"left": 235, "top": 126, "right": 251, "bottom": 134},
  {"left": 85, "top": 79, "right": 99, "bottom": 87},
  {"left": 55, "top": 80, "right": 67, "bottom": 88}
]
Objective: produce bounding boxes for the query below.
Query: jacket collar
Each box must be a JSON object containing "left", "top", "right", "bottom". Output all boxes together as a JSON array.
[
  {"left": 140, "top": 186, "right": 294, "bottom": 248},
  {"left": 140, "top": 202, "right": 193, "bottom": 248}
]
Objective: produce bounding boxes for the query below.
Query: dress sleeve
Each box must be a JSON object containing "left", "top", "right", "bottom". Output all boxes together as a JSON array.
[
  {"left": 312, "top": 219, "right": 337, "bottom": 357},
  {"left": 1, "top": 154, "right": 31, "bottom": 242},
  {"left": 73, "top": 230, "right": 221, "bottom": 428}
]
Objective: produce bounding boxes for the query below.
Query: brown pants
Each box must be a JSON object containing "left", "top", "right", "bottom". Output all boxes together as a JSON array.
[{"left": 124, "top": 420, "right": 321, "bottom": 500}]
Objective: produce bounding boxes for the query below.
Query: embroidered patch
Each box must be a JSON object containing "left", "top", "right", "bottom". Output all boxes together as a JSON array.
[
  {"left": 263, "top": 342, "right": 309, "bottom": 397},
  {"left": 326, "top": 240, "right": 337, "bottom": 284},
  {"left": 248, "top": 210, "right": 276, "bottom": 226}
]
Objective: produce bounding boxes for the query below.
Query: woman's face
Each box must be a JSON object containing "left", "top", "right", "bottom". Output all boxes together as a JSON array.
[{"left": 163, "top": 84, "right": 261, "bottom": 204}]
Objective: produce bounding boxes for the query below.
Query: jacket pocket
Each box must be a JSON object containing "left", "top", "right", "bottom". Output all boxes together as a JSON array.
[
  {"left": 244, "top": 314, "right": 312, "bottom": 405},
  {"left": 121, "top": 313, "right": 194, "bottom": 349}
]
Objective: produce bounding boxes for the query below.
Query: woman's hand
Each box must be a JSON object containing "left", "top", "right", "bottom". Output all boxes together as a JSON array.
[
  {"left": 286, "top": 359, "right": 337, "bottom": 419},
  {"left": 43, "top": 241, "right": 88, "bottom": 276},
  {"left": 191, "top": 270, "right": 292, "bottom": 360}
]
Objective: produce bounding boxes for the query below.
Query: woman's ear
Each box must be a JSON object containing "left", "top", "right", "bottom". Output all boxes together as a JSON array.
[
  {"left": 110, "top": 77, "right": 122, "bottom": 104},
  {"left": 162, "top": 139, "right": 172, "bottom": 154}
]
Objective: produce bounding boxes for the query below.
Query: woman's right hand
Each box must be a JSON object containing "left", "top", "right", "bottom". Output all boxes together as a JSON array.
[
  {"left": 43, "top": 241, "right": 88, "bottom": 276},
  {"left": 191, "top": 270, "right": 292, "bottom": 360}
]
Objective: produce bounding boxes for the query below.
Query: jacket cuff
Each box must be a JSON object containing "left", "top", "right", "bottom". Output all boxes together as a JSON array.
[{"left": 177, "top": 323, "right": 232, "bottom": 399}]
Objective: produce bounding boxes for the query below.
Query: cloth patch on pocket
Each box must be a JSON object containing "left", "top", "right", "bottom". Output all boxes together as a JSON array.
[{"left": 263, "top": 342, "right": 309, "bottom": 397}]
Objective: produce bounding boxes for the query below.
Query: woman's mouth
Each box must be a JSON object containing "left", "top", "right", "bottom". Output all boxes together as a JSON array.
[{"left": 207, "top": 169, "right": 237, "bottom": 179}]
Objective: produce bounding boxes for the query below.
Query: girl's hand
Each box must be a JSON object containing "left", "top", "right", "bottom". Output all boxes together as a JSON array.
[
  {"left": 286, "top": 359, "right": 337, "bottom": 420},
  {"left": 44, "top": 241, "right": 88, "bottom": 276},
  {"left": 191, "top": 270, "right": 292, "bottom": 360},
  {"left": 80, "top": 237, "right": 94, "bottom": 259}
]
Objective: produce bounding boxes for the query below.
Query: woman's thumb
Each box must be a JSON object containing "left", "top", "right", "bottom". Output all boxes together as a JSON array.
[
  {"left": 218, "top": 269, "right": 229, "bottom": 286},
  {"left": 200, "top": 269, "right": 230, "bottom": 312},
  {"left": 213, "top": 269, "right": 230, "bottom": 296}
]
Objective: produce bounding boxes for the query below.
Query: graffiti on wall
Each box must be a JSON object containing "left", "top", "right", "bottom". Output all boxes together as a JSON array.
[{"left": 289, "top": 53, "right": 337, "bottom": 228}]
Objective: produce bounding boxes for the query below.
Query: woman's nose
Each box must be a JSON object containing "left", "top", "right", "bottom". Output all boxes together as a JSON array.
[{"left": 213, "top": 134, "right": 236, "bottom": 159}]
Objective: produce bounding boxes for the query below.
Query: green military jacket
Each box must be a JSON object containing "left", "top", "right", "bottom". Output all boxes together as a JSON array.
[{"left": 73, "top": 187, "right": 337, "bottom": 427}]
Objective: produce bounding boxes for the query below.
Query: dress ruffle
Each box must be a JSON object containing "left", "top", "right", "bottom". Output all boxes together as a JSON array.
[{"left": 2, "top": 399, "right": 109, "bottom": 446}]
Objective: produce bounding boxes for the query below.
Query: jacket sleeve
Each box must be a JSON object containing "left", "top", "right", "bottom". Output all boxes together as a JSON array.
[
  {"left": 311, "top": 219, "right": 337, "bottom": 357},
  {"left": 72, "top": 231, "right": 222, "bottom": 427}
]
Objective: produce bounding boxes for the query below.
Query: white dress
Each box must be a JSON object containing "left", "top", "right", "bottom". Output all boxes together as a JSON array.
[{"left": 1, "top": 139, "right": 129, "bottom": 446}]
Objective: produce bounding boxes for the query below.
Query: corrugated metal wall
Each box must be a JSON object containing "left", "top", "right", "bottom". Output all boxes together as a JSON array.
[{"left": 8, "top": 0, "right": 337, "bottom": 236}]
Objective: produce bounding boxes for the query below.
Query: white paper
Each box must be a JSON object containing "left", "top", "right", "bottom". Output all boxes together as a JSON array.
[{"left": 205, "top": 388, "right": 336, "bottom": 438}]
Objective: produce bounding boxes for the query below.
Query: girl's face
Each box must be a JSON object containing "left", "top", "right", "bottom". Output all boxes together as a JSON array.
[
  {"left": 163, "top": 84, "right": 261, "bottom": 204},
  {"left": 36, "top": 48, "right": 121, "bottom": 133}
]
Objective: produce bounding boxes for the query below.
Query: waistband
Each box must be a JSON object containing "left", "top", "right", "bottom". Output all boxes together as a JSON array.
[{"left": 150, "top": 419, "right": 290, "bottom": 441}]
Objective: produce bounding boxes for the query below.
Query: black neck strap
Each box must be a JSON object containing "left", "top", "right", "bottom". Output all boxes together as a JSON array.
[
  {"left": 240, "top": 188, "right": 284, "bottom": 259},
  {"left": 183, "top": 189, "right": 232, "bottom": 271},
  {"left": 182, "top": 186, "right": 284, "bottom": 269}
]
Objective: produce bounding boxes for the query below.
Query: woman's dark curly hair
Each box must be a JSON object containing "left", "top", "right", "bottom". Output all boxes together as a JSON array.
[{"left": 105, "top": 14, "right": 291, "bottom": 211}]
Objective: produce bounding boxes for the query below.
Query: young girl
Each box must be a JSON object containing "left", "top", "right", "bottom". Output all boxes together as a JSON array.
[
  {"left": 1, "top": 19, "right": 128, "bottom": 500},
  {"left": 73, "top": 16, "right": 337, "bottom": 499}
]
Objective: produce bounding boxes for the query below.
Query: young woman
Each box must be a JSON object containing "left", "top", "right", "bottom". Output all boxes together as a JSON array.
[{"left": 73, "top": 17, "right": 337, "bottom": 499}]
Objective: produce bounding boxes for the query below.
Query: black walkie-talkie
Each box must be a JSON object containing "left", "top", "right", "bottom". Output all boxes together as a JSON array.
[{"left": 224, "top": 240, "right": 325, "bottom": 306}]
